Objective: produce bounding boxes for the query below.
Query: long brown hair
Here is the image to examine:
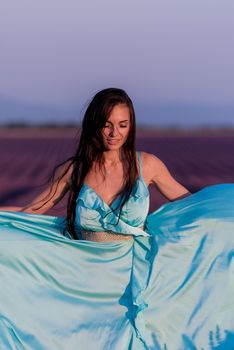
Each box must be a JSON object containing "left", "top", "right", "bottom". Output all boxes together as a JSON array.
[{"left": 29, "top": 88, "right": 139, "bottom": 239}]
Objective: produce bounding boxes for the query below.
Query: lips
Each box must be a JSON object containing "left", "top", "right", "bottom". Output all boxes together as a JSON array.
[{"left": 107, "top": 139, "right": 120, "bottom": 144}]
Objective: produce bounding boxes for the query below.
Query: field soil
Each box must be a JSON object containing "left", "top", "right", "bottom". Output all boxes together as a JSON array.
[{"left": 0, "top": 128, "right": 234, "bottom": 217}]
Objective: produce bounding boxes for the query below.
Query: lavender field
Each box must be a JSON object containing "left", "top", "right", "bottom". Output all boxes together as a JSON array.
[{"left": 0, "top": 130, "right": 234, "bottom": 217}]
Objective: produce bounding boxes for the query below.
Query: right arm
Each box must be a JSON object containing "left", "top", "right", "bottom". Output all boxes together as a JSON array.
[{"left": 0, "top": 160, "right": 74, "bottom": 214}]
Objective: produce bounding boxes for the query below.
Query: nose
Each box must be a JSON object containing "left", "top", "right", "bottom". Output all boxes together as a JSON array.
[{"left": 109, "top": 126, "right": 119, "bottom": 137}]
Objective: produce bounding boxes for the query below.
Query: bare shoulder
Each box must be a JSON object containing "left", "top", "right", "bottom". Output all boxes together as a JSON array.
[
  {"left": 140, "top": 151, "right": 161, "bottom": 165},
  {"left": 140, "top": 151, "right": 163, "bottom": 170},
  {"left": 139, "top": 151, "right": 191, "bottom": 201},
  {"left": 139, "top": 151, "right": 164, "bottom": 185}
]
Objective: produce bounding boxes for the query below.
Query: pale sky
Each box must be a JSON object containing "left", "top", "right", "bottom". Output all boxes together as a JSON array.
[{"left": 0, "top": 0, "right": 234, "bottom": 126}]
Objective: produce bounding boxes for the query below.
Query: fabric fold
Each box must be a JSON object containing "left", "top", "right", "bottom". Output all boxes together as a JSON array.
[
  {"left": 129, "top": 235, "right": 158, "bottom": 350},
  {"left": 0, "top": 183, "right": 234, "bottom": 349}
]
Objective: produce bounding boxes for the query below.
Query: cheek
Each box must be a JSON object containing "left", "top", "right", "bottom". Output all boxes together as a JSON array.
[
  {"left": 102, "top": 129, "right": 108, "bottom": 138},
  {"left": 122, "top": 127, "right": 130, "bottom": 139}
]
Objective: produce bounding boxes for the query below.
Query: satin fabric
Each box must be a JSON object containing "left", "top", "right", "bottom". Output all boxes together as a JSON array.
[
  {"left": 75, "top": 151, "right": 150, "bottom": 233},
  {"left": 0, "top": 183, "right": 234, "bottom": 349}
]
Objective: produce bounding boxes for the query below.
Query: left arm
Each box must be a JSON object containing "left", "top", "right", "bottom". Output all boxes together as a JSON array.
[{"left": 143, "top": 152, "right": 192, "bottom": 201}]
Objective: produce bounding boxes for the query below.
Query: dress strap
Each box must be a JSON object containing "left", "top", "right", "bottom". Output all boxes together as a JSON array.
[{"left": 137, "top": 151, "right": 143, "bottom": 177}]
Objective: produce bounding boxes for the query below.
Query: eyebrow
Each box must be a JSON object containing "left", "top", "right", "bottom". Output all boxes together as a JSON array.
[{"left": 105, "top": 120, "right": 129, "bottom": 123}]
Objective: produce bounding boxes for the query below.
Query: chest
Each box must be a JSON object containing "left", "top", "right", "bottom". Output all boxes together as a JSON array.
[
  {"left": 75, "top": 177, "right": 150, "bottom": 232},
  {"left": 83, "top": 167, "right": 125, "bottom": 207}
]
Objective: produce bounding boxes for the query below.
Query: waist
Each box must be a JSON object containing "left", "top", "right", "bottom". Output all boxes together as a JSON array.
[{"left": 77, "top": 228, "right": 143, "bottom": 242}]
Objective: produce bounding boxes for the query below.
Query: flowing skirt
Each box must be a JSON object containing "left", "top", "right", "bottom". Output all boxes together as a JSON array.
[{"left": 0, "top": 183, "right": 234, "bottom": 350}]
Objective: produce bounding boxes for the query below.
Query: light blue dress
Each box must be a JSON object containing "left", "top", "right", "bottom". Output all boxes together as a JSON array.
[{"left": 0, "top": 152, "right": 234, "bottom": 350}]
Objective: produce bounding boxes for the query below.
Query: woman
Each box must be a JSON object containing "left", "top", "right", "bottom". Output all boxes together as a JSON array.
[{"left": 0, "top": 88, "right": 233, "bottom": 350}]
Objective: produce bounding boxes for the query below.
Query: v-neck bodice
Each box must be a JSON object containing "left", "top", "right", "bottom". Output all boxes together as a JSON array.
[
  {"left": 75, "top": 152, "right": 150, "bottom": 238},
  {"left": 81, "top": 182, "right": 122, "bottom": 209}
]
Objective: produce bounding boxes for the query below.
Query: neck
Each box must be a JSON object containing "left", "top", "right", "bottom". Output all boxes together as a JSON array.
[{"left": 103, "top": 149, "right": 121, "bottom": 164}]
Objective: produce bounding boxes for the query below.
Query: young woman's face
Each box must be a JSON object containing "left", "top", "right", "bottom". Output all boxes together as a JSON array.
[{"left": 102, "top": 104, "right": 131, "bottom": 150}]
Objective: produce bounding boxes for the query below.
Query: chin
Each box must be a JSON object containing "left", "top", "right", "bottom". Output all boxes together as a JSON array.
[
  {"left": 104, "top": 142, "right": 123, "bottom": 151},
  {"left": 105, "top": 145, "right": 122, "bottom": 150},
  {"left": 103, "top": 138, "right": 127, "bottom": 151}
]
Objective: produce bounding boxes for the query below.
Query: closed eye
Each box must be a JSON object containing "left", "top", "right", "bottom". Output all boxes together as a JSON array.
[{"left": 104, "top": 124, "right": 128, "bottom": 128}]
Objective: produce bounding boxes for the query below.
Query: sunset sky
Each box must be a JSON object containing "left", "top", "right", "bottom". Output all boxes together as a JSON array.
[{"left": 0, "top": 0, "right": 233, "bottom": 126}]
